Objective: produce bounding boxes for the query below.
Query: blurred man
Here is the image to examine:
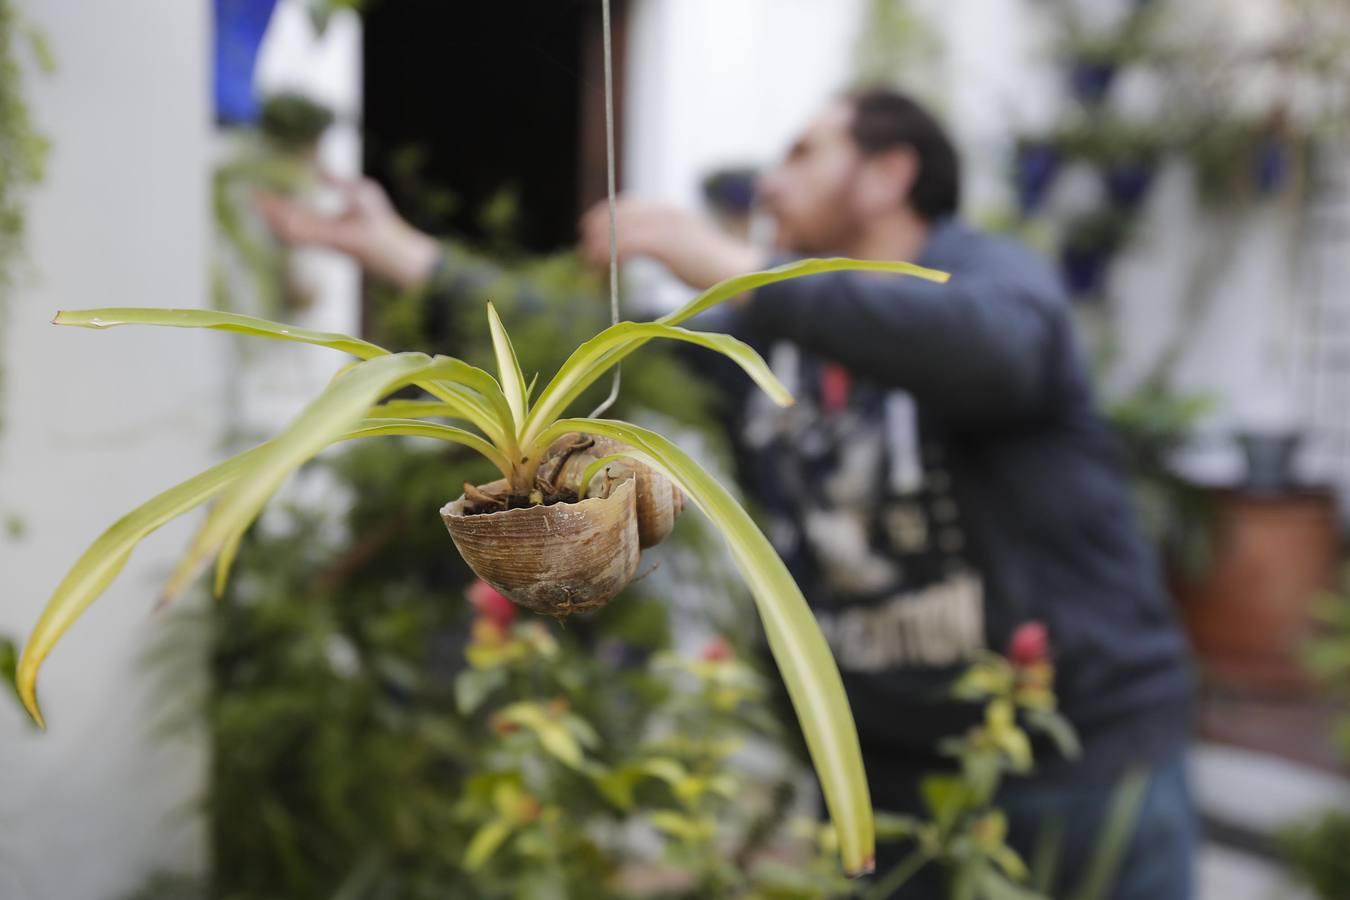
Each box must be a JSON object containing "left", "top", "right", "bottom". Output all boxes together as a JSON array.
[{"left": 259, "top": 89, "right": 1194, "bottom": 900}]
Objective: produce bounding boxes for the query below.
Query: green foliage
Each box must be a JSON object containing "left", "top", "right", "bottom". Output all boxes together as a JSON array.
[
  {"left": 1279, "top": 810, "right": 1350, "bottom": 900},
  {"left": 259, "top": 91, "right": 336, "bottom": 153},
  {"left": 861, "top": 652, "right": 1080, "bottom": 900},
  {"left": 850, "top": 0, "right": 942, "bottom": 94},
  {"left": 0, "top": 0, "right": 51, "bottom": 443},
  {"left": 1281, "top": 573, "right": 1350, "bottom": 899},
  {"left": 1104, "top": 379, "right": 1217, "bottom": 578},
  {"left": 213, "top": 97, "right": 328, "bottom": 320}
]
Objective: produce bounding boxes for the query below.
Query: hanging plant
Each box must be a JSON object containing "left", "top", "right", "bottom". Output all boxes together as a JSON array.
[{"left": 15, "top": 256, "right": 948, "bottom": 877}]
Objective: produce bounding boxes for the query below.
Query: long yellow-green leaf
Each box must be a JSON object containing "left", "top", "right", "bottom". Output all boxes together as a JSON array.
[
  {"left": 541, "top": 418, "right": 874, "bottom": 876},
  {"left": 17, "top": 414, "right": 514, "bottom": 729},
  {"left": 56, "top": 307, "right": 518, "bottom": 454},
  {"left": 485, "top": 302, "right": 528, "bottom": 432},
  {"left": 659, "top": 257, "right": 950, "bottom": 328},
  {"left": 366, "top": 400, "right": 467, "bottom": 420},
  {"left": 55, "top": 307, "right": 390, "bottom": 359},
  {"left": 165, "top": 354, "right": 496, "bottom": 600},
  {"left": 365, "top": 399, "right": 507, "bottom": 446},
  {"left": 521, "top": 323, "right": 792, "bottom": 448},
  {"left": 344, "top": 418, "right": 512, "bottom": 476},
  {"left": 16, "top": 445, "right": 266, "bottom": 728}
]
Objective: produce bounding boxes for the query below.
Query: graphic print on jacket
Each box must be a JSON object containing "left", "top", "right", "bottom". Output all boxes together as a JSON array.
[{"left": 743, "top": 342, "right": 986, "bottom": 675}]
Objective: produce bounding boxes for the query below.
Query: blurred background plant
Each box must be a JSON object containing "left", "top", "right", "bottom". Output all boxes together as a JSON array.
[
  {"left": 213, "top": 90, "right": 335, "bottom": 320},
  {"left": 0, "top": 0, "right": 50, "bottom": 534},
  {"left": 1278, "top": 572, "right": 1350, "bottom": 899}
]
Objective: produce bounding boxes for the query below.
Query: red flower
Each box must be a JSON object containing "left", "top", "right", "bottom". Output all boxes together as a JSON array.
[
  {"left": 468, "top": 579, "right": 517, "bottom": 629},
  {"left": 1007, "top": 621, "right": 1049, "bottom": 667},
  {"left": 702, "top": 637, "right": 734, "bottom": 662}
]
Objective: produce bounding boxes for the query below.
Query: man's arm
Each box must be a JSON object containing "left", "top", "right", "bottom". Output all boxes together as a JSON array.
[
  {"left": 741, "top": 267, "right": 1063, "bottom": 427},
  {"left": 256, "top": 176, "right": 441, "bottom": 291},
  {"left": 579, "top": 198, "right": 1064, "bottom": 428}
]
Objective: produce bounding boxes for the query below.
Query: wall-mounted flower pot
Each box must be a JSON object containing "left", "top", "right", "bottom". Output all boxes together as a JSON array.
[
  {"left": 1070, "top": 59, "right": 1117, "bottom": 105},
  {"left": 1060, "top": 244, "right": 1111, "bottom": 298},
  {"left": 214, "top": 0, "right": 281, "bottom": 126},
  {"left": 1254, "top": 138, "right": 1288, "bottom": 196},
  {"left": 1103, "top": 158, "right": 1156, "bottom": 211},
  {"left": 1015, "top": 142, "right": 1060, "bottom": 216}
]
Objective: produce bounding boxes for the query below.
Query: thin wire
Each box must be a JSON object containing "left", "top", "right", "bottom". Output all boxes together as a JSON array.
[{"left": 588, "top": 0, "right": 621, "bottom": 419}]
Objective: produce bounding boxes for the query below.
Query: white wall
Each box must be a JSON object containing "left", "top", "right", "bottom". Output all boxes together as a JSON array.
[
  {"left": 0, "top": 2, "right": 362, "bottom": 898},
  {"left": 0, "top": 2, "right": 218, "bottom": 898}
]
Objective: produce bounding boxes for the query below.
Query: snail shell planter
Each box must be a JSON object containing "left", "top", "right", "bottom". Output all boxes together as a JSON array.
[
  {"left": 441, "top": 434, "right": 684, "bottom": 618},
  {"left": 15, "top": 258, "right": 949, "bottom": 877}
]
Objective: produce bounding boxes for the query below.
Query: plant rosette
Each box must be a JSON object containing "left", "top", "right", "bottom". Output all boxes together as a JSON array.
[{"left": 17, "top": 256, "right": 948, "bottom": 877}]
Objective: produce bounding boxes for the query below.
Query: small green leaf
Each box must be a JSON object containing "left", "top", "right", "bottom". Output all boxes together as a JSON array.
[
  {"left": 1024, "top": 709, "right": 1082, "bottom": 761},
  {"left": 455, "top": 667, "right": 508, "bottom": 715},
  {"left": 486, "top": 301, "right": 528, "bottom": 430},
  {"left": 463, "top": 818, "right": 515, "bottom": 871},
  {"left": 921, "top": 774, "right": 976, "bottom": 835}
]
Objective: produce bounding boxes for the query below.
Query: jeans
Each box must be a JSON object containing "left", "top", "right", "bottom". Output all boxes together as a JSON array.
[{"left": 870, "top": 753, "right": 1197, "bottom": 899}]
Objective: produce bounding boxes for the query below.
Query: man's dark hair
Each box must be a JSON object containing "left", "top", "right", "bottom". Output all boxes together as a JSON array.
[{"left": 846, "top": 88, "right": 961, "bottom": 221}]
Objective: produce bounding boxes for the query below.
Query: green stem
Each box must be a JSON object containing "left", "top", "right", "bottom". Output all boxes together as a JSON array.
[{"left": 862, "top": 847, "right": 932, "bottom": 900}]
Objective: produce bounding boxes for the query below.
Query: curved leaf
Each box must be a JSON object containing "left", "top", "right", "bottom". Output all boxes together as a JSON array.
[
  {"left": 55, "top": 307, "right": 518, "bottom": 452},
  {"left": 54, "top": 307, "right": 390, "bottom": 359},
  {"left": 16, "top": 444, "right": 267, "bottom": 729},
  {"left": 176, "top": 354, "right": 512, "bottom": 599},
  {"left": 541, "top": 417, "right": 874, "bottom": 876},
  {"left": 343, "top": 419, "right": 512, "bottom": 475},
  {"left": 659, "top": 257, "right": 950, "bottom": 328},
  {"left": 17, "top": 414, "right": 512, "bottom": 728},
  {"left": 522, "top": 323, "right": 791, "bottom": 447}
]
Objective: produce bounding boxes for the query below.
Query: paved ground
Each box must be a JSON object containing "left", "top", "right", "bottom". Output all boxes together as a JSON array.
[{"left": 1192, "top": 743, "right": 1349, "bottom": 900}]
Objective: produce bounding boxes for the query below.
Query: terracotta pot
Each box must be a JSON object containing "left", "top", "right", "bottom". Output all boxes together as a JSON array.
[
  {"left": 550, "top": 434, "right": 685, "bottom": 549},
  {"left": 440, "top": 475, "right": 640, "bottom": 618},
  {"left": 1173, "top": 488, "right": 1337, "bottom": 696}
]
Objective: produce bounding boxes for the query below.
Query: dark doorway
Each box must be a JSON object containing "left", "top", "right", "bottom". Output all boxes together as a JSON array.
[{"left": 362, "top": 0, "right": 628, "bottom": 254}]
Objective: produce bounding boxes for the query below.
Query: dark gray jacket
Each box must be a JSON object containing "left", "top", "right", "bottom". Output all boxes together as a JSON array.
[{"left": 717, "top": 218, "right": 1191, "bottom": 793}]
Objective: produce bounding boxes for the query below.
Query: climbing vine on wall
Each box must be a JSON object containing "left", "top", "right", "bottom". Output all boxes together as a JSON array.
[{"left": 0, "top": 0, "right": 51, "bottom": 442}]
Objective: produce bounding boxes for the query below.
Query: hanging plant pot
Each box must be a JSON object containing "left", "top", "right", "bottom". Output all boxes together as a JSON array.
[
  {"left": 214, "top": 0, "right": 281, "bottom": 126},
  {"left": 1060, "top": 245, "right": 1111, "bottom": 299},
  {"left": 1015, "top": 141, "right": 1061, "bottom": 216},
  {"left": 1253, "top": 137, "right": 1288, "bottom": 196},
  {"left": 1070, "top": 59, "right": 1117, "bottom": 105},
  {"left": 1103, "top": 158, "right": 1156, "bottom": 211},
  {"left": 441, "top": 475, "right": 640, "bottom": 619},
  {"left": 551, "top": 434, "right": 685, "bottom": 549}
]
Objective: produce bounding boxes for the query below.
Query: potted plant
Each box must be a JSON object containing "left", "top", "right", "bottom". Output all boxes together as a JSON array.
[{"left": 16, "top": 256, "right": 948, "bottom": 877}]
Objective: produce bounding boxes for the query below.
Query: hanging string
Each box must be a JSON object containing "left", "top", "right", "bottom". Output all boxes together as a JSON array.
[{"left": 588, "top": 0, "right": 621, "bottom": 419}]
